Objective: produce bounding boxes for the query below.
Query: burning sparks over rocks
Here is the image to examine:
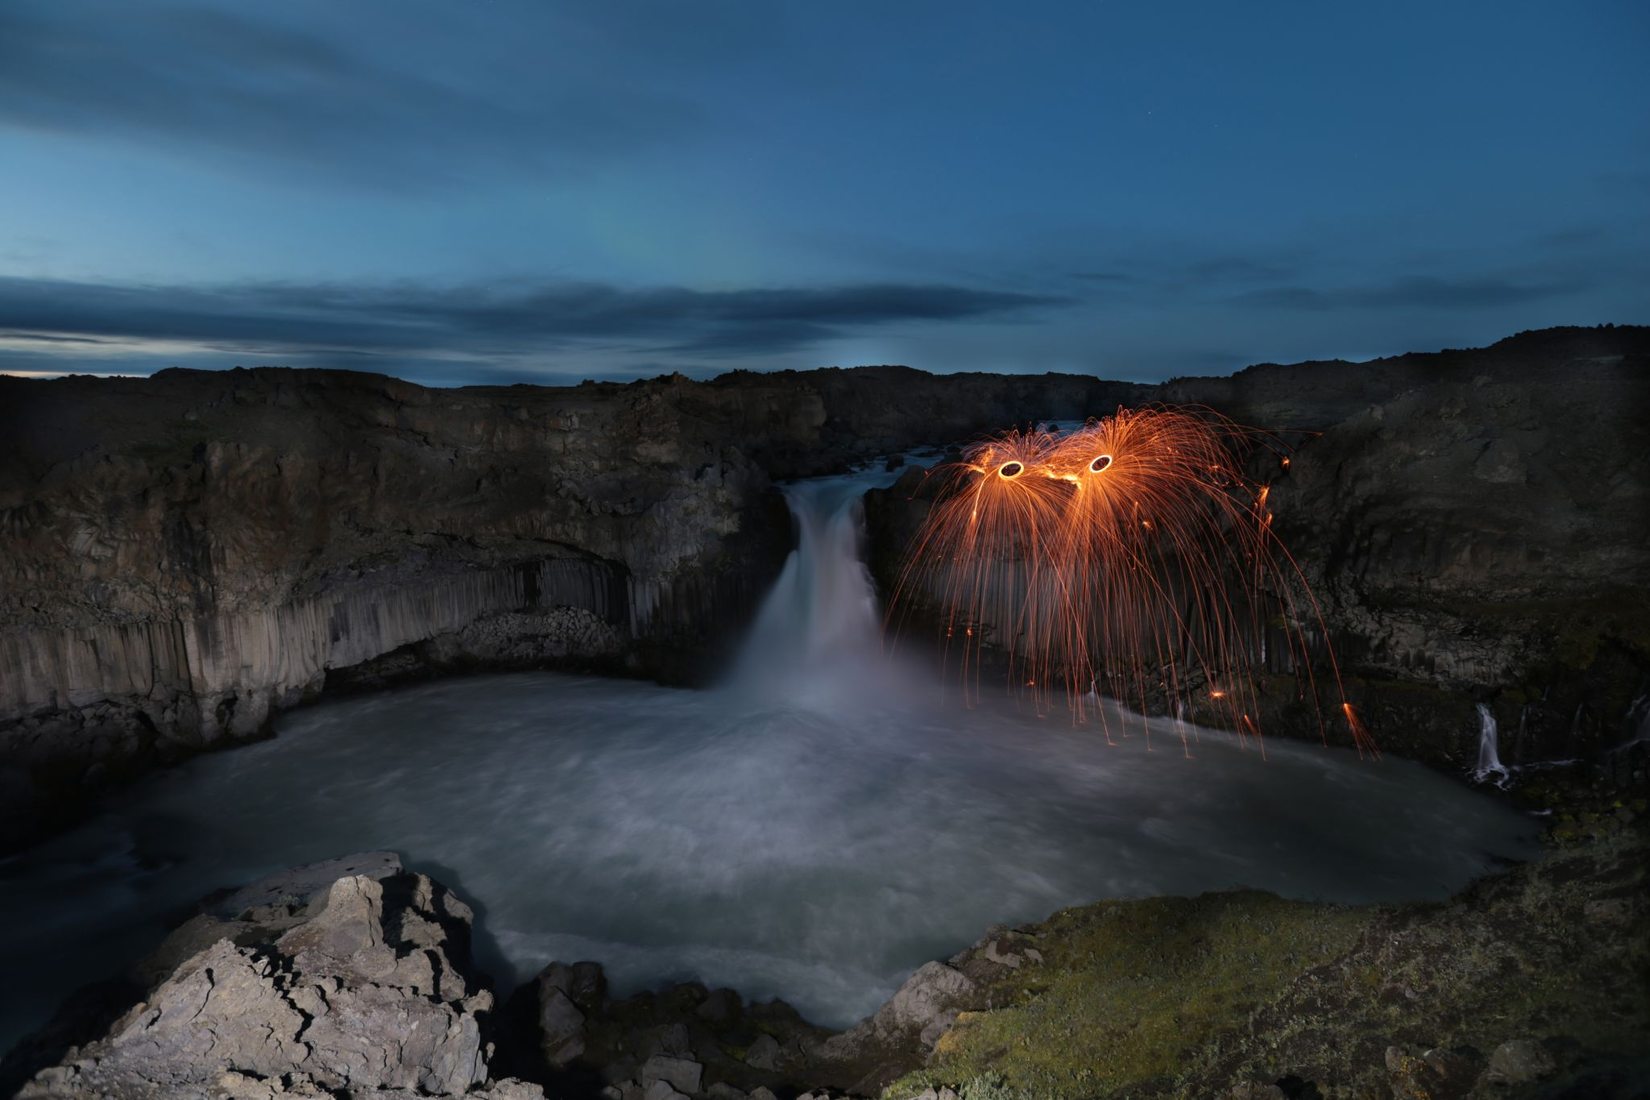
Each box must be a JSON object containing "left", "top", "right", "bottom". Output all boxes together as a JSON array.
[{"left": 893, "top": 405, "right": 1376, "bottom": 757}]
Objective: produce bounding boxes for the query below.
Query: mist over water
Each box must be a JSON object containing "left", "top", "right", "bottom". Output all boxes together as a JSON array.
[{"left": 0, "top": 467, "right": 1538, "bottom": 1052}]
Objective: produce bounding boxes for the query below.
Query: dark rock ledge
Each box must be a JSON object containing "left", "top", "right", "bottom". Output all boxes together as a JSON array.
[{"left": 7, "top": 821, "right": 1647, "bottom": 1100}]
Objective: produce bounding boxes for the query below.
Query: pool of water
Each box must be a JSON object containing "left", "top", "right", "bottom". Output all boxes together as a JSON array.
[{"left": 0, "top": 668, "right": 1537, "bottom": 1053}]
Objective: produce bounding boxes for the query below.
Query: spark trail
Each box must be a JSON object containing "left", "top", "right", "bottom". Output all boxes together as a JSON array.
[{"left": 892, "top": 405, "right": 1376, "bottom": 757}]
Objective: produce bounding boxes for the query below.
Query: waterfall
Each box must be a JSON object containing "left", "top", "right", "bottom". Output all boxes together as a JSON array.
[
  {"left": 1472, "top": 703, "right": 1510, "bottom": 785},
  {"left": 1619, "top": 693, "right": 1650, "bottom": 751},
  {"left": 729, "top": 472, "right": 904, "bottom": 707}
]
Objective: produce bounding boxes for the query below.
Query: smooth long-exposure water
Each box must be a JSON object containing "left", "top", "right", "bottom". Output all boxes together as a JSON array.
[{"left": 0, "top": 468, "right": 1538, "bottom": 1054}]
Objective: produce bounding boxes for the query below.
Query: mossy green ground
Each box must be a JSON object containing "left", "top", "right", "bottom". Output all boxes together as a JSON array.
[
  {"left": 886, "top": 892, "right": 1369, "bottom": 1098},
  {"left": 885, "top": 829, "right": 1649, "bottom": 1100}
]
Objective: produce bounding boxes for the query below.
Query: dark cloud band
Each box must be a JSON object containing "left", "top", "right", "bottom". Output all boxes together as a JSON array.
[{"left": 0, "top": 274, "right": 1064, "bottom": 366}]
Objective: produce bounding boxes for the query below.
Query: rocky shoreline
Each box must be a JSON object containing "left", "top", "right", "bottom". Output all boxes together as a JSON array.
[{"left": 6, "top": 807, "right": 1645, "bottom": 1100}]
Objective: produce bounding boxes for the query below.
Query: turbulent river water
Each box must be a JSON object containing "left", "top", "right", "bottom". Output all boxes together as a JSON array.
[{"left": 0, "top": 466, "right": 1538, "bottom": 1052}]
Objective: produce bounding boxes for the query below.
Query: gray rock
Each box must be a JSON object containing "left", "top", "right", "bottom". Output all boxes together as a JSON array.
[
  {"left": 539, "top": 958, "right": 608, "bottom": 1013},
  {"left": 1485, "top": 1038, "right": 1556, "bottom": 1084},
  {"left": 815, "top": 959, "right": 979, "bottom": 1063},
  {"left": 649, "top": 1021, "right": 692, "bottom": 1057},
  {"left": 640, "top": 1054, "right": 704, "bottom": 1095},
  {"left": 18, "top": 869, "right": 504, "bottom": 1099},
  {"left": 878, "top": 960, "right": 976, "bottom": 1038},
  {"left": 706, "top": 1085, "right": 748, "bottom": 1100},
  {"left": 643, "top": 1080, "right": 688, "bottom": 1100},
  {"left": 209, "top": 851, "right": 403, "bottom": 918},
  {"left": 747, "top": 1089, "right": 780, "bottom": 1100},
  {"left": 538, "top": 986, "right": 587, "bottom": 1065},
  {"left": 696, "top": 985, "right": 742, "bottom": 1024},
  {"left": 743, "top": 1032, "right": 782, "bottom": 1070},
  {"left": 981, "top": 937, "right": 1023, "bottom": 968}
]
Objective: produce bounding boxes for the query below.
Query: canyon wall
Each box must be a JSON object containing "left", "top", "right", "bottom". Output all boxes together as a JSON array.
[
  {"left": 867, "top": 326, "right": 1650, "bottom": 769},
  {"left": 2, "top": 327, "right": 1646, "bottom": 849},
  {"left": 0, "top": 363, "right": 1142, "bottom": 848}
]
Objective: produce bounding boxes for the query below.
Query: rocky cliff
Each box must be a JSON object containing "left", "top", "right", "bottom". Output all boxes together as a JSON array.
[
  {"left": 0, "top": 364, "right": 1143, "bottom": 850},
  {"left": 5, "top": 852, "right": 548, "bottom": 1100},
  {"left": 866, "top": 326, "right": 1650, "bottom": 770},
  {"left": 3, "top": 328, "right": 1647, "bottom": 850}
]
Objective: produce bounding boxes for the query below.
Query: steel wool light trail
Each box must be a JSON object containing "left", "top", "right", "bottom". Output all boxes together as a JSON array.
[{"left": 892, "top": 405, "right": 1376, "bottom": 757}]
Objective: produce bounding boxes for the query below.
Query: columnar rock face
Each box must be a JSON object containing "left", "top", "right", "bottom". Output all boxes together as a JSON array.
[
  {"left": 866, "top": 327, "right": 1650, "bottom": 770},
  {"left": 0, "top": 363, "right": 1141, "bottom": 848}
]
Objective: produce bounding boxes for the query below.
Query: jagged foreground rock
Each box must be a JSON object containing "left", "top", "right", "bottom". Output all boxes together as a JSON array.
[
  {"left": 11, "top": 827, "right": 1648, "bottom": 1100},
  {"left": 11, "top": 854, "right": 545, "bottom": 1100}
]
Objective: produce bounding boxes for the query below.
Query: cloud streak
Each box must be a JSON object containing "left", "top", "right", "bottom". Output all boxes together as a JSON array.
[
  {"left": 1226, "top": 275, "right": 1586, "bottom": 312},
  {"left": 0, "top": 275, "right": 1065, "bottom": 374}
]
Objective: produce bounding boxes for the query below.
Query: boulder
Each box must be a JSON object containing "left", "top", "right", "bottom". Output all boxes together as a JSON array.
[
  {"left": 875, "top": 961, "right": 976, "bottom": 1039},
  {"left": 742, "top": 1031, "right": 782, "bottom": 1070},
  {"left": 1483, "top": 1037, "right": 1557, "bottom": 1085},
  {"left": 538, "top": 986, "right": 587, "bottom": 1065},
  {"left": 640, "top": 1053, "right": 703, "bottom": 1095},
  {"left": 16, "top": 865, "right": 520, "bottom": 1099}
]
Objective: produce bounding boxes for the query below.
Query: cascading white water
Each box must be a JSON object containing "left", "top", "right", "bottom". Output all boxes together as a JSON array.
[
  {"left": 0, "top": 464, "right": 1540, "bottom": 1055},
  {"left": 730, "top": 474, "right": 900, "bottom": 705},
  {"left": 1618, "top": 693, "right": 1650, "bottom": 751},
  {"left": 1472, "top": 702, "right": 1510, "bottom": 784}
]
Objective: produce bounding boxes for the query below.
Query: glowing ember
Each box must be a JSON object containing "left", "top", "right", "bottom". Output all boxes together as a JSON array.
[{"left": 893, "top": 405, "right": 1375, "bottom": 756}]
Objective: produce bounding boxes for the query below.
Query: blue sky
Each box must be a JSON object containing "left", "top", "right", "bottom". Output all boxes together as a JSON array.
[{"left": 1, "top": 1, "right": 1646, "bottom": 385}]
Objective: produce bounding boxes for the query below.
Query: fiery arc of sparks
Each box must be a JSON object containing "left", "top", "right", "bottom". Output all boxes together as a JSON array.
[{"left": 891, "top": 405, "right": 1376, "bottom": 758}]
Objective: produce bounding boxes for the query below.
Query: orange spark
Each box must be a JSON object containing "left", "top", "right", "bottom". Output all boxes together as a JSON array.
[{"left": 890, "top": 405, "right": 1375, "bottom": 756}]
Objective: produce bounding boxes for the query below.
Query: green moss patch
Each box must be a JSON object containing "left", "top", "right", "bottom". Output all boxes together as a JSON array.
[
  {"left": 884, "top": 829, "right": 1649, "bottom": 1100},
  {"left": 887, "top": 891, "right": 1370, "bottom": 1098}
]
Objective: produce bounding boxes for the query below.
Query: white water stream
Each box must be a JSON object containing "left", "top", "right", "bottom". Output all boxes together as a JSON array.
[
  {"left": 1472, "top": 702, "right": 1511, "bottom": 785},
  {"left": 0, "top": 466, "right": 1538, "bottom": 1053}
]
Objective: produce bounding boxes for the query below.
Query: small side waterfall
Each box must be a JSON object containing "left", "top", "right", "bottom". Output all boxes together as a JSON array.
[
  {"left": 729, "top": 474, "right": 900, "bottom": 706},
  {"left": 1618, "top": 692, "right": 1650, "bottom": 751},
  {"left": 1472, "top": 703, "right": 1510, "bottom": 785}
]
